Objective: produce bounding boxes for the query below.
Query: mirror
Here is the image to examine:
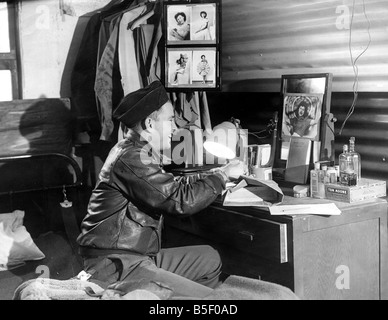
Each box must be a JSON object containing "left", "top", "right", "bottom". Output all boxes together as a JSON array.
[{"left": 274, "top": 73, "right": 334, "bottom": 173}]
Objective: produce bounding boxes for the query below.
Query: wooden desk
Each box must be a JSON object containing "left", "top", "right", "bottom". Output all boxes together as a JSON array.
[{"left": 164, "top": 196, "right": 388, "bottom": 300}]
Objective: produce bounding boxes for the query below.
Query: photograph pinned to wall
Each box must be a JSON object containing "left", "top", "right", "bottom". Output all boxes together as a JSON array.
[
  {"left": 281, "top": 93, "right": 323, "bottom": 141},
  {"left": 190, "top": 3, "right": 217, "bottom": 44},
  {"left": 192, "top": 48, "right": 216, "bottom": 88},
  {"left": 166, "top": 5, "right": 192, "bottom": 44},
  {"left": 165, "top": 48, "right": 219, "bottom": 90},
  {"left": 166, "top": 48, "right": 192, "bottom": 88}
]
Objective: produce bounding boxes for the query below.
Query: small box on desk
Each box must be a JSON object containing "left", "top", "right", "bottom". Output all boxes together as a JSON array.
[{"left": 325, "top": 178, "right": 386, "bottom": 203}]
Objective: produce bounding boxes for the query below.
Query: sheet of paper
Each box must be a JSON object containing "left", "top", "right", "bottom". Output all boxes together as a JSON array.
[
  {"left": 269, "top": 203, "right": 341, "bottom": 216},
  {"left": 223, "top": 187, "right": 264, "bottom": 204}
]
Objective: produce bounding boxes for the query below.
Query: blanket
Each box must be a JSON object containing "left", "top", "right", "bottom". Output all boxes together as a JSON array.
[{"left": 13, "top": 275, "right": 300, "bottom": 300}]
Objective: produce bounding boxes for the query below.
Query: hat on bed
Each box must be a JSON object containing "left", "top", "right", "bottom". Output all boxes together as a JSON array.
[{"left": 113, "top": 81, "right": 169, "bottom": 128}]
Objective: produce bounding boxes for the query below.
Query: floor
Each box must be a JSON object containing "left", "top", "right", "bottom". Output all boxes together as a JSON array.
[
  {"left": 0, "top": 231, "right": 81, "bottom": 300},
  {"left": 0, "top": 187, "right": 88, "bottom": 300}
]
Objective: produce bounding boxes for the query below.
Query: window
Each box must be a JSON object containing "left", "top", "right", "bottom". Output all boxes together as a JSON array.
[{"left": 0, "top": 1, "right": 21, "bottom": 101}]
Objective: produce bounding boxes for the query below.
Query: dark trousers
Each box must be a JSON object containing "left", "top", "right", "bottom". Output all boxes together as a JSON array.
[{"left": 83, "top": 245, "right": 222, "bottom": 298}]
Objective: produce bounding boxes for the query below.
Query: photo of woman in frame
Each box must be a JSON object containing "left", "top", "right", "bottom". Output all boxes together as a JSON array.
[
  {"left": 282, "top": 94, "right": 323, "bottom": 141},
  {"left": 191, "top": 4, "right": 216, "bottom": 43},
  {"left": 192, "top": 50, "right": 216, "bottom": 87},
  {"left": 167, "top": 50, "right": 192, "bottom": 87},
  {"left": 167, "top": 6, "right": 191, "bottom": 43}
]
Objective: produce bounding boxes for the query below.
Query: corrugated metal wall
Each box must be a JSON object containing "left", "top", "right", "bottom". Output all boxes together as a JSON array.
[
  {"left": 332, "top": 92, "right": 388, "bottom": 180},
  {"left": 221, "top": 0, "right": 388, "bottom": 92},
  {"left": 213, "top": 0, "right": 388, "bottom": 182}
]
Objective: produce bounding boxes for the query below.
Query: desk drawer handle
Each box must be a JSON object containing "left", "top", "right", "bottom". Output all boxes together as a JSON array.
[{"left": 238, "top": 231, "right": 254, "bottom": 241}]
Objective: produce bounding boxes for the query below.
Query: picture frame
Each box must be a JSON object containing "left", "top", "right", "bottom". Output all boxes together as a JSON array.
[
  {"left": 165, "top": 47, "right": 219, "bottom": 89},
  {"left": 162, "top": 0, "right": 221, "bottom": 91},
  {"left": 275, "top": 73, "right": 333, "bottom": 167},
  {"left": 164, "top": 0, "right": 219, "bottom": 46}
]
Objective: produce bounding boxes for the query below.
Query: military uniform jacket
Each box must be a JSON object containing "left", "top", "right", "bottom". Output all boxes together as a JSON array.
[{"left": 77, "top": 131, "right": 225, "bottom": 257}]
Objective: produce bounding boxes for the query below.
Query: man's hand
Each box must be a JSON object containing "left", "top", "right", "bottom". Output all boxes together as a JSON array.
[{"left": 219, "top": 160, "right": 247, "bottom": 180}]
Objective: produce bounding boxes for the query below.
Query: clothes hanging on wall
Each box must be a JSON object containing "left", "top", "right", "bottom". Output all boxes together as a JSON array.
[
  {"left": 95, "top": 4, "right": 150, "bottom": 141},
  {"left": 70, "top": 0, "right": 135, "bottom": 141},
  {"left": 117, "top": 5, "right": 149, "bottom": 96},
  {"left": 70, "top": 0, "right": 213, "bottom": 156},
  {"left": 171, "top": 92, "right": 212, "bottom": 133}
]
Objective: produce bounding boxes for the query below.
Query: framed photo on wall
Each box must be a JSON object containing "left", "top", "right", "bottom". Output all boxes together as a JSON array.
[
  {"left": 165, "top": 47, "right": 218, "bottom": 89},
  {"left": 163, "top": 0, "right": 221, "bottom": 91},
  {"left": 164, "top": 1, "right": 219, "bottom": 46}
]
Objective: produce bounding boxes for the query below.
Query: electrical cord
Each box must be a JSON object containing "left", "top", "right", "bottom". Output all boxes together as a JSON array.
[{"left": 339, "top": 0, "right": 372, "bottom": 135}]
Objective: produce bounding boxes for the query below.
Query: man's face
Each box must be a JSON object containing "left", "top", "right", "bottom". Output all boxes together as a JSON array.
[
  {"left": 152, "top": 102, "right": 177, "bottom": 151},
  {"left": 176, "top": 14, "right": 185, "bottom": 25}
]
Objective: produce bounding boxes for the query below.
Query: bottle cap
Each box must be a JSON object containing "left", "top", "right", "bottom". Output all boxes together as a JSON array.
[{"left": 314, "top": 162, "right": 320, "bottom": 170}]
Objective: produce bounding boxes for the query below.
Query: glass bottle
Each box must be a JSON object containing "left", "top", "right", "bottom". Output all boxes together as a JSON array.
[
  {"left": 310, "top": 162, "right": 320, "bottom": 198},
  {"left": 310, "top": 162, "right": 326, "bottom": 199},
  {"left": 348, "top": 136, "right": 361, "bottom": 183},
  {"left": 339, "top": 144, "right": 357, "bottom": 186}
]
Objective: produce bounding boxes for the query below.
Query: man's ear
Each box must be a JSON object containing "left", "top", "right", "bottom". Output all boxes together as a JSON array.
[{"left": 144, "top": 117, "right": 153, "bottom": 129}]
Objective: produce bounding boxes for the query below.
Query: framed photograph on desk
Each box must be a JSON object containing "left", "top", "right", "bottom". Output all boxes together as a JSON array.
[{"left": 274, "top": 73, "right": 333, "bottom": 179}]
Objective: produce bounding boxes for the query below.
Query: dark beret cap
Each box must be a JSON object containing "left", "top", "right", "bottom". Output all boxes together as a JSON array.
[{"left": 113, "top": 81, "right": 169, "bottom": 128}]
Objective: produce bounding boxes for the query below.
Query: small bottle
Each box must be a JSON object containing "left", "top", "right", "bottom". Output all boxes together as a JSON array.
[
  {"left": 321, "top": 165, "right": 329, "bottom": 184},
  {"left": 317, "top": 166, "right": 326, "bottom": 198},
  {"left": 310, "top": 162, "right": 320, "bottom": 198},
  {"left": 339, "top": 144, "right": 357, "bottom": 186},
  {"left": 310, "top": 162, "right": 326, "bottom": 199},
  {"left": 327, "top": 166, "right": 337, "bottom": 184},
  {"left": 334, "top": 165, "right": 340, "bottom": 182},
  {"left": 348, "top": 136, "right": 361, "bottom": 183}
]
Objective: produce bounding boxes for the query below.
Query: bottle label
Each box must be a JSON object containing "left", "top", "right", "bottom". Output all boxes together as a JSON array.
[{"left": 339, "top": 172, "right": 357, "bottom": 186}]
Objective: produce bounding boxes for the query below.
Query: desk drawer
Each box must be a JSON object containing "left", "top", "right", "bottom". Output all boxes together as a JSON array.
[{"left": 190, "top": 206, "right": 288, "bottom": 264}]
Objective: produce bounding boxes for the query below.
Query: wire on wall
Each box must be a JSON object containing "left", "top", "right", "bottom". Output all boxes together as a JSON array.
[{"left": 339, "top": 0, "right": 372, "bottom": 136}]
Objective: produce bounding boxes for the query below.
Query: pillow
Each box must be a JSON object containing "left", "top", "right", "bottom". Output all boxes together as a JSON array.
[{"left": 0, "top": 210, "right": 45, "bottom": 271}]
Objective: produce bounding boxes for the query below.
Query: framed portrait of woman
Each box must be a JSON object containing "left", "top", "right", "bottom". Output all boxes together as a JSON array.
[
  {"left": 164, "top": 47, "right": 219, "bottom": 90},
  {"left": 164, "top": 0, "right": 220, "bottom": 46},
  {"left": 274, "top": 73, "right": 333, "bottom": 168},
  {"left": 165, "top": 49, "right": 192, "bottom": 88},
  {"left": 163, "top": 0, "right": 221, "bottom": 91}
]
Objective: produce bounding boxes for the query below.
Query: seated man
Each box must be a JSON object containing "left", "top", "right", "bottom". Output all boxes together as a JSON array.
[{"left": 76, "top": 81, "right": 242, "bottom": 298}]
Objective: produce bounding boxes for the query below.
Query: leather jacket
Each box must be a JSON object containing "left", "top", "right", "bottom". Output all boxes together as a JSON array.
[{"left": 77, "top": 130, "right": 226, "bottom": 257}]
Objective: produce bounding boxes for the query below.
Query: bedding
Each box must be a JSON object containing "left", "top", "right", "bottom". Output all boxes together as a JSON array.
[{"left": 13, "top": 274, "right": 300, "bottom": 300}]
